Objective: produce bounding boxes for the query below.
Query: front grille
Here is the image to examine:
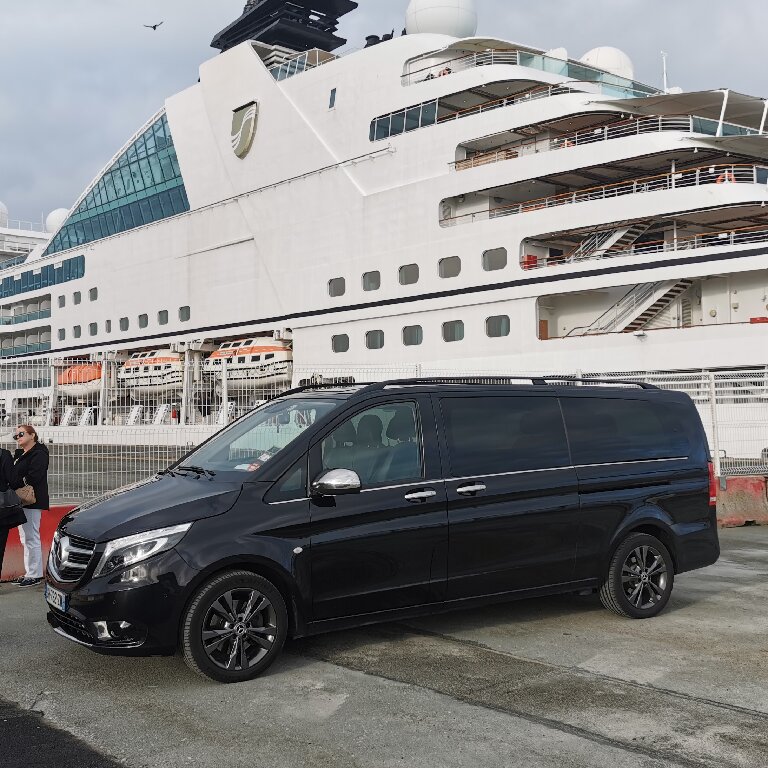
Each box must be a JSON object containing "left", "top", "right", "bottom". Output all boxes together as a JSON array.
[
  {"left": 49, "top": 607, "right": 94, "bottom": 644},
  {"left": 50, "top": 530, "right": 96, "bottom": 583}
]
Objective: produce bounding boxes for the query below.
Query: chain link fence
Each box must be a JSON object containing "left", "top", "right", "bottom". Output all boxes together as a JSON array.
[{"left": 1, "top": 357, "right": 766, "bottom": 502}]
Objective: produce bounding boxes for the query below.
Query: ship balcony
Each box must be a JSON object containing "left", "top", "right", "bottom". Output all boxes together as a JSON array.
[
  {"left": 451, "top": 114, "right": 757, "bottom": 172},
  {"left": 0, "top": 326, "right": 51, "bottom": 358},
  {"left": 268, "top": 48, "right": 338, "bottom": 82},
  {"left": 440, "top": 162, "right": 768, "bottom": 228},
  {"left": 401, "top": 47, "right": 657, "bottom": 100}
]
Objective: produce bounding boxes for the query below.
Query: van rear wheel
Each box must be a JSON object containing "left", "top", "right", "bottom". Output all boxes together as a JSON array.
[
  {"left": 181, "top": 570, "right": 287, "bottom": 683},
  {"left": 599, "top": 533, "right": 674, "bottom": 619}
]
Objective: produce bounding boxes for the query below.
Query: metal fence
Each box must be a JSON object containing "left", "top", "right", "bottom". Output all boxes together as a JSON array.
[{"left": 1, "top": 357, "right": 767, "bottom": 502}]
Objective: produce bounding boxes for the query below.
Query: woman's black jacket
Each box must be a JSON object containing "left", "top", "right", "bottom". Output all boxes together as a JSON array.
[{"left": 12, "top": 442, "right": 50, "bottom": 510}]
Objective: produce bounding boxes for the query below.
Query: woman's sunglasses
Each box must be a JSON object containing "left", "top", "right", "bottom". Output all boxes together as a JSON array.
[{"left": 13, "top": 432, "right": 26, "bottom": 439}]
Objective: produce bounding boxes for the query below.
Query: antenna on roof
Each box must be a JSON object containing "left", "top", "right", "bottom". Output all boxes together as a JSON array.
[{"left": 661, "top": 51, "right": 668, "bottom": 93}]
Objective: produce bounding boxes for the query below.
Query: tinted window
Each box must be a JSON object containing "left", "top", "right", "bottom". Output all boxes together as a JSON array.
[
  {"left": 442, "top": 320, "right": 464, "bottom": 342},
  {"left": 439, "top": 256, "right": 461, "bottom": 278},
  {"left": 486, "top": 315, "right": 510, "bottom": 337},
  {"left": 362, "top": 271, "right": 380, "bottom": 291},
  {"left": 482, "top": 247, "right": 508, "bottom": 271},
  {"left": 331, "top": 334, "right": 349, "bottom": 353},
  {"left": 441, "top": 396, "right": 570, "bottom": 476},
  {"left": 561, "top": 397, "right": 693, "bottom": 465},
  {"left": 366, "top": 330, "right": 384, "bottom": 350},
  {"left": 399, "top": 264, "right": 419, "bottom": 285},
  {"left": 328, "top": 277, "right": 345, "bottom": 297},
  {"left": 320, "top": 402, "right": 422, "bottom": 485},
  {"left": 402, "top": 325, "right": 423, "bottom": 346}
]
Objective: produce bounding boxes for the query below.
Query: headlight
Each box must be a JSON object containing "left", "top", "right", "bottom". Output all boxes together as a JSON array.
[{"left": 94, "top": 523, "right": 192, "bottom": 578}]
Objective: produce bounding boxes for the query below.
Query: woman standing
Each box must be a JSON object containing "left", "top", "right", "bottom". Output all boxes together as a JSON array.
[
  {"left": 12, "top": 425, "right": 50, "bottom": 587},
  {"left": 0, "top": 447, "right": 25, "bottom": 581}
]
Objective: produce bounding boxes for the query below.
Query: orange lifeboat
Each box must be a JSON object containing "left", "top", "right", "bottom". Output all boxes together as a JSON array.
[{"left": 58, "top": 363, "right": 102, "bottom": 399}]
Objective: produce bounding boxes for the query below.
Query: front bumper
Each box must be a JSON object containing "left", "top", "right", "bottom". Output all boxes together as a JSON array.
[{"left": 45, "top": 548, "right": 199, "bottom": 656}]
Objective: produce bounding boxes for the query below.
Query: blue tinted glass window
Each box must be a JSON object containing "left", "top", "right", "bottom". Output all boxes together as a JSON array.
[{"left": 43, "top": 111, "right": 189, "bottom": 256}]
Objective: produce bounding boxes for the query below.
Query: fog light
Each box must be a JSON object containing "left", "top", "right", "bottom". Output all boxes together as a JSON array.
[
  {"left": 118, "top": 565, "right": 151, "bottom": 584},
  {"left": 93, "top": 620, "right": 135, "bottom": 641}
]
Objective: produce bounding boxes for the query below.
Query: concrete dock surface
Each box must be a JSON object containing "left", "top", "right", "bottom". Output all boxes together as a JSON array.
[{"left": 1, "top": 526, "right": 766, "bottom": 768}]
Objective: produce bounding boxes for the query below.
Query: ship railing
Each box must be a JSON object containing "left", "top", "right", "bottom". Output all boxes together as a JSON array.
[
  {"left": 1, "top": 219, "right": 45, "bottom": 233},
  {"left": 402, "top": 47, "right": 659, "bottom": 99},
  {"left": 524, "top": 222, "right": 768, "bottom": 271},
  {"left": 0, "top": 309, "right": 51, "bottom": 326},
  {"left": 451, "top": 115, "right": 733, "bottom": 171},
  {"left": 269, "top": 48, "right": 339, "bottom": 81},
  {"left": 442, "top": 163, "right": 768, "bottom": 226}
]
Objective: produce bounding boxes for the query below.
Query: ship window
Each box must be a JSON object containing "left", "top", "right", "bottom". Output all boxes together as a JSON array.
[
  {"left": 399, "top": 264, "right": 419, "bottom": 285},
  {"left": 375, "top": 116, "right": 390, "bottom": 141},
  {"left": 421, "top": 100, "right": 437, "bottom": 126},
  {"left": 402, "top": 325, "right": 423, "bottom": 346},
  {"left": 405, "top": 106, "right": 421, "bottom": 132},
  {"left": 179, "top": 306, "right": 190, "bottom": 322},
  {"left": 153, "top": 365, "right": 161, "bottom": 371},
  {"left": 89, "top": 322, "right": 98, "bottom": 336},
  {"left": 366, "top": 330, "right": 385, "bottom": 350},
  {"left": 329, "top": 88, "right": 337, "bottom": 109},
  {"left": 328, "top": 278, "right": 346, "bottom": 297},
  {"left": 265, "top": 353, "right": 275, "bottom": 360},
  {"left": 442, "top": 320, "right": 464, "bottom": 343},
  {"left": 164, "top": 364, "right": 172, "bottom": 370},
  {"left": 158, "top": 310, "right": 168, "bottom": 325},
  {"left": 486, "top": 315, "right": 511, "bottom": 338},
  {"left": 89, "top": 287, "right": 98, "bottom": 301},
  {"left": 238, "top": 356, "right": 246, "bottom": 364},
  {"left": 332, "top": 334, "right": 349, "bottom": 353},
  {"left": 120, "top": 317, "right": 129, "bottom": 331},
  {"left": 362, "top": 271, "right": 381, "bottom": 291},
  {"left": 73, "top": 325, "right": 82, "bottom": 339},
  {"left": 390, "top": 110, "right": 406, "bottom": 136},
  {"left": 482, "top": 247, "right": 508, "bottom": 271},
  {"left": 105, "top": 320, "right": 112, "bottom": 333},
  {"left": 73, "top": 291, "right": 81, "bottom": 305},
  {"left": 58, "top": 295, "right": 65, "bottom": 308},
  {"left": 143, "top": 366, "right": 150, "bottom": 372},
  {"left": 439, "top": 256, "right": 461, "bottom": 279},
  {"left": 58, "top": 329, "right": 65, "bottom": 341},
  {"left": 138, "top": 314, "right": 148, "bottom": 329},
  {"left": 251, "top": 355, "right": 260, "bottom": 362}
]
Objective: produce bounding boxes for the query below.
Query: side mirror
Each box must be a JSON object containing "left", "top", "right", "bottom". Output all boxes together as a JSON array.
[{"left": 311, "top": 468, "right": 361, "bottom": 496}]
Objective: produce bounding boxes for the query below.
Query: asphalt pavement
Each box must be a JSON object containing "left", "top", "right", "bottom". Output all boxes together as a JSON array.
[{"left": 0, "top": 526, "right": 766, "bottom": 768}]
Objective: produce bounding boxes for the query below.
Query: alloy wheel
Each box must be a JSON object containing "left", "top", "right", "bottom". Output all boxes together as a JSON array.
[{"left": 621, "top": 544, "right": 668, "bottom": 610}]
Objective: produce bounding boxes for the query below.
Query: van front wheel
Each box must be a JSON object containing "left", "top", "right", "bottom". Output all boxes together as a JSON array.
[
  {"left": 599, "top": 533, "right": 674, "bottom": 619},
  {"left": 181, "top": 570, "right": 288, "bottom": 683}
]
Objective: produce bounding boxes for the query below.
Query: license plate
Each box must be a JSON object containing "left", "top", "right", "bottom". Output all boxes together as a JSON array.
[{"left": 45, "top": 584, "right": 68, "bottom": 612}]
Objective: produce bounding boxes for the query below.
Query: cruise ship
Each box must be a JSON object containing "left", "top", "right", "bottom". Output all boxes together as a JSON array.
[{"left": 2, "top": 0, "right": 768, "bottom": 441}]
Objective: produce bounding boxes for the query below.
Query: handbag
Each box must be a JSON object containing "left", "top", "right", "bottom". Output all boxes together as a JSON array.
[
  {"left": 16, "top": 483, "right": 36, "bottom": 506},
  {"left": 0, "top": 488, "right": 22, "bottom": 508}
]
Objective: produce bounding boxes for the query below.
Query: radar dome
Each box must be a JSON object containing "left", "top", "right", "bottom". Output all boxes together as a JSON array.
[
  {"left": 580, "top": 46, "right": 635, "bottom": 81},
  {"left": 405, "top": 0, "right": 478, "bottom": 38},
  {"left": 0, "top": 201, "right": 8, "bottom": 227},
  {"left": 46, "top": 208, "right": 69, "bottom": 233}
]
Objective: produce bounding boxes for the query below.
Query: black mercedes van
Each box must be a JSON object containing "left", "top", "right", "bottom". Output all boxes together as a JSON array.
[{"left": 45, "top": 378, "right": 720, "bottom": 683}]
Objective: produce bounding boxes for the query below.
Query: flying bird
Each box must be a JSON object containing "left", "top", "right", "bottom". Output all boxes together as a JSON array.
[{"left": 144, "top": 22, "right": 164, "bottom": 31}]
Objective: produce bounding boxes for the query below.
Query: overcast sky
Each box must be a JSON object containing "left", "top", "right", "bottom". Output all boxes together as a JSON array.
[{"left": 2, "top": 0, "right": 766, "bottom": 224}]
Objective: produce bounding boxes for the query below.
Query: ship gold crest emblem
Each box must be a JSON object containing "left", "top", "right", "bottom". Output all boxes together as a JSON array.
[{"left": 231, "top": 101, "right": 259, "bottom": 159}]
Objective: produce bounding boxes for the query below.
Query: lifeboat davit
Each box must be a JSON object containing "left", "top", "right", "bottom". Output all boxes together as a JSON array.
[
  {"left": 204, "top": 338, "right": 292, "bottom": 392},
  {"left": 58, "top": 363, "right": 102, "bottom": 399},
  {"left": 117, "top": 350, "right": 184, "bottom": 400}
]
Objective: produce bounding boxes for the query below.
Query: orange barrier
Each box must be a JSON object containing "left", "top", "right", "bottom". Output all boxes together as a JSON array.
[{"left": 1, "top": 505, "right": 77, "bottom": 581}]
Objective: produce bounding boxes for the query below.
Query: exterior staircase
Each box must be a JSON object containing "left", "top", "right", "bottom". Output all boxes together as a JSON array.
[
  {"left": 568, "top": 222, "right": 652, "bottom": 262},
  {"left": 622, "top": 279, "right": 694, "bottom": 332}
]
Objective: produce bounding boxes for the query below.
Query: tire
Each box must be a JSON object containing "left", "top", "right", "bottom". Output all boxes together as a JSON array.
[
  {"left": 181, "top": 570, "right": 288, "bottom": 683},
  {"left": 599, "top": 533, "right": 674, "bottom": 619}
]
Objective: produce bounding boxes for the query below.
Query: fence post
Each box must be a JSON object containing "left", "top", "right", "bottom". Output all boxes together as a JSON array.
[
  {"left": 97, "top": 359, "right": 109, "bottom": 426},
  {"left": 221, "top": 359, "right": 229, "bottom": 424},
  {"left": 45, "top": 362, "right": 58, "bottom": 426},
  {"left": 708, "top": 372, "right": 722, "bottom": 477}
]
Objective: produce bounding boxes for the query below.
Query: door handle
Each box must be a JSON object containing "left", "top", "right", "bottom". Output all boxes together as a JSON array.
[
  {"left": 457, "top": 483, "right": 486, "bottom": 495},
  {"left": 404, "top": 489, "right": 437, "bottom": 503}
]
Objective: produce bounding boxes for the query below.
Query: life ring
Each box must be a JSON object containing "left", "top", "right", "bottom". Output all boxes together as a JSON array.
[{"left": 716, "top": 171, "right": 736, "bottom": 184}]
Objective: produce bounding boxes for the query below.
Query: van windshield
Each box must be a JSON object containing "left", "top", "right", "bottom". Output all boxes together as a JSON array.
[{"left": 181, "top": 398, "right": 341, "bottom": 473}]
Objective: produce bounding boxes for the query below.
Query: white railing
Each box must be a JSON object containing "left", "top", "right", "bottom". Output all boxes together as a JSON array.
[
  {"left": 402, "top": 49, "right": 520, "bottom": 85},
  {"left": 524, "top": 222, "right": 768, "bottom": 271},
  {"left": 452, "top": 115, "right": 739, "bottom": 171},
  {"left": 567, "top": 282, "right": 665, "bottom": 337},
  {"left": 1, "top": 219, "right": 45, "bottom": 233},
  {"left": 2, "top": 363, "right": 767, "bottom": 501},
  {"left": 443, "top": 163, "right": 768, "bottom": 226},
  {"left": 269, "top": 48, "right": 339, "bottom": 81}
]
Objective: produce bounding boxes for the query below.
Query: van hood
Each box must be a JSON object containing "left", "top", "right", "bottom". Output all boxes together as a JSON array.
[{"left": 60, "top": 473, "right": 244, "bottom": 542}]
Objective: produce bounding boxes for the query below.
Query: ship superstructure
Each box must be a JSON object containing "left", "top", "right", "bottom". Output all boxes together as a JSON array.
[{"left": 3, "top": 0, "right": 768, "bottom": 438}]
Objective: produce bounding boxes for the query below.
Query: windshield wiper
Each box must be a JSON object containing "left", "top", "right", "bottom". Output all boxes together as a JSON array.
[
  {"left": 157, "top": 468, "right": 180, "bottom": 478},
  {"left": 176, "top": 465, "right": 217, "bottom": 478}
]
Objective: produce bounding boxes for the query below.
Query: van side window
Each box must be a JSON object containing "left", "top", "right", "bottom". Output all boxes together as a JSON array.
[
  {"left": 319, "top": 402, "right": 422, "bottom": 486},
  {"left": 265, "top": 457, "right": 307, "bottom": 503},
  {"left": 440, "top": 396, "right": 569, "bottom": 476},
  {"left": 560, "top": 397, "right": 692, "bottom": 465}
]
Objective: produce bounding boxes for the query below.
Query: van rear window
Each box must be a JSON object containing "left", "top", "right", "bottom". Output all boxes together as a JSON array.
[{"left": 560, "top": 397, "right": 692, "bottom": 466}]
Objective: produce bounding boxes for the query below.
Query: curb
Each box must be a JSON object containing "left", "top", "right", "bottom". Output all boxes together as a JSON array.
[{"left": 1, "top": 506, "right": 77, "bottom": 582}]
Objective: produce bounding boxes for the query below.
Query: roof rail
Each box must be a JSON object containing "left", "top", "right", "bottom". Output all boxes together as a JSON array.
[
  {"left": 367, "top": 376, "right": 658, "bottom": 390},
  {"left": 273, "top": 376, "right": 657, "bottom": 400}
]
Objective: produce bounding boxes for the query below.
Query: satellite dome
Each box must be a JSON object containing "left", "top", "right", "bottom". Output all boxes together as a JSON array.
[
  {"left": 0, "top": 201, "right": 8, "bottom": 227},
  {"left": 46, "top": 208, "right": 69, "bottom": 233},
  {"left": 580, "top": 46, "right": 635, "bottom": 81},
  {"left": 405, "top": 0, "right": 478, "bottom": 38}
]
